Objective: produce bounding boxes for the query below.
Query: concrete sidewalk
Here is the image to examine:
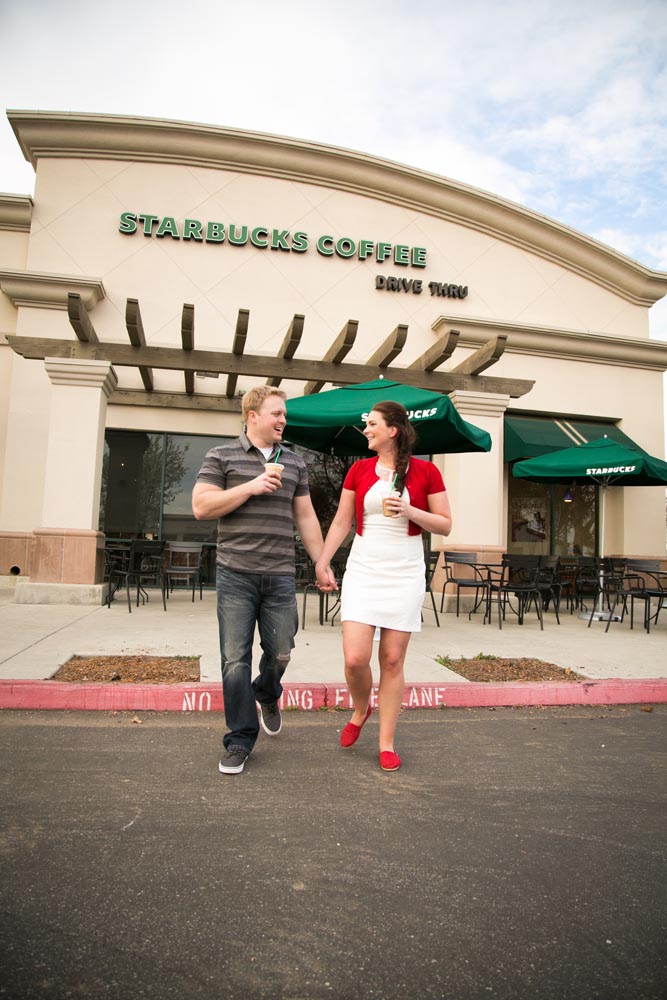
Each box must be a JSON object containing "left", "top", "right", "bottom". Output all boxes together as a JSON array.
[{"left": 1, "top": 586, "right": 666, "bottom": 710}]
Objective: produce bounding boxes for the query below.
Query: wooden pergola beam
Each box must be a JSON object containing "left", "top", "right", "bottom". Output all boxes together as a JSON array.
[
  {"left": 225, "top": 308, "right": 249, "bottom": 397},
  {"left": 110, "top": 389, "right": 242, "bottom": 412},
  {"left": 125, "top": 298, "right": 154, "bottom": 391},
  {"left": 7, "top": 334, "right": 534, "bottom": 398},
  {"left": 365, "top": 324, "right": 408, "bottom": 369},
  {"left": 449, "top": 334, "right": 507, "bottom": 375},
  {"left": 181, "top": 303, "right": 195, "bottom": 394},
  {"left": 408, "top": 329, "right": 460, "bottom": 372},
  {"left": 266, "top": 314, "right": 304, "bottom": 387},
  {"left": 67, "top": 292, "right": 99, "bottom": 344},
  {"left": 304, "top": 319, "right": 359, "bottom": 394}
]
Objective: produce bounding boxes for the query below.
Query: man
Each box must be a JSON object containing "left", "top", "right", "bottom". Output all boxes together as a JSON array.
[{"left": 192, "top": 386, "right": 334, "bottom": 775}]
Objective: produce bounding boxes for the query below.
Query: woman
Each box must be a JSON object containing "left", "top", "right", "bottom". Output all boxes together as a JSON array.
[{"left": 316, "top": 401, "right": 452, "bottom": 771}]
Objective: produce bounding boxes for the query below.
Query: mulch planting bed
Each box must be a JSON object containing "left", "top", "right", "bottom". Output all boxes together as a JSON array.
[
  {"left": 52, "top": 655, "right": 200, "bottom": 684},
  {"left": 51, "top": 654, "right": 583, "bottom": 685},
  {"left": 438, "top": 655, "right": 583, "bottom": 683}
]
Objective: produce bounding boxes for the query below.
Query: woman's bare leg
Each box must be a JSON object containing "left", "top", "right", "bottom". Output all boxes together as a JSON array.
[
  {"left": 342, "top": 621, "right": 375, "bottom": 724},
  {"left": 377, "top": 628, "right": 411, "bottom": 752}
]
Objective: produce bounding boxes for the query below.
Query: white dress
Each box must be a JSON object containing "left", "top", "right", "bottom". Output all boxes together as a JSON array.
[{"left": 340, "top": 469, "right": 426, "bottom": 632}]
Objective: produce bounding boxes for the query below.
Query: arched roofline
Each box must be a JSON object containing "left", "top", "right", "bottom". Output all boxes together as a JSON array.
[{"left": 8, "top": 109, "right": 667, "bottom": 307}]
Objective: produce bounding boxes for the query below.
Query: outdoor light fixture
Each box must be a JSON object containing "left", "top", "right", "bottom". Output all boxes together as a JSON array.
[{"left": 563, "top": 487, "right": 574, "bottom": 503}]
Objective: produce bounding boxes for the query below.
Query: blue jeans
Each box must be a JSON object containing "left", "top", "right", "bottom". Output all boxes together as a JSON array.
[{"left": 216, "top": 567, "right": 298, "bottom": 751}]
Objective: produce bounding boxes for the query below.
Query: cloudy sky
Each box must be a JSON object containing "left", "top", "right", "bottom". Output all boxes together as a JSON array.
[{"left": 2, "top": 1, "right": 666, "bottom": 346}]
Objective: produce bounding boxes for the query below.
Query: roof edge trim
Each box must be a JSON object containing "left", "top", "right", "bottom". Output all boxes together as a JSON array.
[
  {"left": 0, "top": 269, "right": 105, "bottom": 309},
  {"left": 433, "top": 315, "right": 667, "bottom": 372},
  {"left": 8, "top": 110, "right": 667, "bottom": 308},
  {"left": 0, "top": 193, "right": 33, "bottom": 231}
]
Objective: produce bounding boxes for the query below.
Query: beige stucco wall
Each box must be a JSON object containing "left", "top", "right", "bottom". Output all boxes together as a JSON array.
[
  {"left": 25, "top": 156, "right": 653, "bottom": 371},
  {"left": 0, "top": 217, "right": 30, "bottom": 529},
  {"left": 2, "top": 113, "right": 667, "bottom": 559}
]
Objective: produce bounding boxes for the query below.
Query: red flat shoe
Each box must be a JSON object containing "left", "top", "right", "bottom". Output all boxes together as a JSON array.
[
  {"left": 340, "top": 705, "right": 372, "bottom": 748},
  {"left": 380, "top": 750, "right": 401, "bottom": 771}
]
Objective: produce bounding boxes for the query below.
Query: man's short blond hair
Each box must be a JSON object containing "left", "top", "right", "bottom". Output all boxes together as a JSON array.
[{"left": 241, "top": 385, "right": 287, "bottom": 422}]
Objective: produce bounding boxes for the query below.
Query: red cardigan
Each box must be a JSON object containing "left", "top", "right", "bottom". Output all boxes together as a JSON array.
[{"left": 343, "top": 457, "right": 446, "bottom": 536}]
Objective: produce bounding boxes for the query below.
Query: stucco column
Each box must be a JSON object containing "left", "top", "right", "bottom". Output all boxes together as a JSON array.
[
  {"left": 440, "top": 391, "right": 510, "bottom": 548},
  {"left": 15, "top": 359, "right": 118, "bottom": 604},
  {"left": 42, "top": 358, "right": 118, "bottom": 528}
]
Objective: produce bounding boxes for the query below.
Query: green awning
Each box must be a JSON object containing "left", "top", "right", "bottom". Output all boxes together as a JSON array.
[
  {"left": 504, "top": 415, "right": 646, "bottom": 463},
  {"left": 568, "top": 420, "right": 643, "bottom": 451}
]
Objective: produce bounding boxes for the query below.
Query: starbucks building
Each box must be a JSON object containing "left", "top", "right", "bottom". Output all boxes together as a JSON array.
[{"left": 1, "top": 110, "right": 666, "bottom": 604}]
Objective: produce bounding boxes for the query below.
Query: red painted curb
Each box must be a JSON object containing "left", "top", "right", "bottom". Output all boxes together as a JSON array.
[
  {"left": 423, "top": 679, "right": 667, "bottom": 708},
  {"left": 0, "top": 679, "right": 665, "bottom": 712},
  {"left": 0, "top": 681, "right": 328, "bottom": 713}
]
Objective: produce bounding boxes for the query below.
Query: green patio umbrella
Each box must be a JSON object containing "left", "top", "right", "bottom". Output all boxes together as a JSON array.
[
  {"left": 284, "top": 378, "right": 492, "bottom": 456},
  {"left": 513, "top": 436, "right": 667, "bottom": 558}
]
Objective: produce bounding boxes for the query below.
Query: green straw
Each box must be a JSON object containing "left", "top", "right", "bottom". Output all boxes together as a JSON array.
[
  {"left": 275, "top": 447, "right": 282, "bottom": 462},
  {"left": 391, "top": 473, "right": 398, "bottom": 491}
]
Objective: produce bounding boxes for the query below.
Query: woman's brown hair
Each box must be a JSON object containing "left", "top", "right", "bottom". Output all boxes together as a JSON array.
[{"left": 371, "top": 401, "right": 416, "bottom": 492}]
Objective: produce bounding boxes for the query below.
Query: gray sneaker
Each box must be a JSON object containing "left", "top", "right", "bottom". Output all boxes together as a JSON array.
[
  {"left": 258, "top": 700, "right": 282, "bottom": 736},
  {"left": 219, "top": 745, "right": 250, "bottom": 774}
]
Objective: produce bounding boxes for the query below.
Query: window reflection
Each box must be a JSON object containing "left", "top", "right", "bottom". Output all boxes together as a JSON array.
[
  {"left": 100, "top": 431, "right": 164, "bottom": 538},
  {"left": 509, "top": 480, "right": 550, "bottom": 555},
  {"left": 162, "top": 434, "right": 221, "bottom": 541},
  {"left": 99, "top": 430, "right": 225, "bottom": 544},
  {"left": 553, "top": 484, "right": 596, "bottom": 557},
  {"left": 507, "top": 475, "right": 597, "bottom": 556}
]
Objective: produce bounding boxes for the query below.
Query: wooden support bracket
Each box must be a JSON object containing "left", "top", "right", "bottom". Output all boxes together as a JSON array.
[
  {"left": 304, "top": 319, "right": 359, "bottom": 394},
  {"left": 181, "top": 303, "right": 195, "bottom": 394},
  {"left": 225, "top": 309, "right": 250, "bottom": 397},
  {"left": 125, "top": 298, "right": 154, "bottom": 391},
  {"left": 409, "top": 329, "right": 459, "bottom": 372},
  {"left": 366, "top": 324, "right": 408, "bottom": 369},
  {"left": 266, "top": 314, "right": 305, "bottom": 387},
  {"left": 67, "top": 292, "right": 99, "bottom": 345},
  {"left": 450, "top": 334, "right": 507, "bottom": 376}
]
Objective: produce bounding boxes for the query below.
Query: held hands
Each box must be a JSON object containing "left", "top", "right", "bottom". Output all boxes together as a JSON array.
[{"left": 315, "top": 561, "right": 338, "bottom": 593}]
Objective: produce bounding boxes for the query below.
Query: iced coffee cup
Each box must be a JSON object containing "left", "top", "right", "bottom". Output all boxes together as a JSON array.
[
  {"left": 382, "top": 490, "right": 400, "bottom": 516},
  {"left": 264, "top": 462, "right": 285, "bottom": 479}
]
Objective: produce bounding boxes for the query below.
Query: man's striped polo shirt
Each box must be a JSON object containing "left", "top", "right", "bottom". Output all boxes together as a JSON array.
[{"left": 196, "top": 433, "right": 310, "bottom": 575}]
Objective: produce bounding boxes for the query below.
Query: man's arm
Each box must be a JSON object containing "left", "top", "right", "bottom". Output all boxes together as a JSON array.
[
  {"left": 292, "top": 494, "right": 326, "bottom": 563},
  {"left": 192, "top": 469, "right": 281, "bottom": 521}
]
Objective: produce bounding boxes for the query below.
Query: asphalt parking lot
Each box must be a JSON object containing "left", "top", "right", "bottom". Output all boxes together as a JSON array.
[{"left": 1, "top": 706, "right": 665, "bottom": 1000}]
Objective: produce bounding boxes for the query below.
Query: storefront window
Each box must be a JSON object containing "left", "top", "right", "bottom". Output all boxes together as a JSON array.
[
  {"left": 509, "top": 481, "right": 551, "bottom": 555},
  {"left": 99, "top": 430, "right": 224, "bottom": 543},
  {"left": 100, "top": 431, "right": 164, "bottom": 538},
  {"left": 507, "top": 473, "right": 597, "bottom": 556},
  {"left": 552, "top": 483, "right": 597, "bottom": 557},
  {"left": 162, "top": 434, "right": 221, "bottom": 541}
]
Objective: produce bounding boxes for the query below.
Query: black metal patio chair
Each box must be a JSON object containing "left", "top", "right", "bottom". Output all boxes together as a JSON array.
[
  {"left": 440, "top": 551, "right": 489, "bottom": 620},
  {"left": 535, "top": 555, "right": 562, "bottom": 622},
  {"left": 487, "top": 554, "right": 544, "bottom": 629},
  {"left": 103, "top": 542, "right": 131, "bottom": 605},
  {"left": 572, "top": 556, "right": 600, "bottom": 614},
  {"left": 107, "top": 539, "right": 165, "bottom": 613},
  {"left": 161, "top": 542, "right": 205, "bottom": 610},
  {"left": 596, "top": 559, "right": 666, "bottom": 633},
  {"left": 422, "top": 550, "right": 441, "bottom": 627}
]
